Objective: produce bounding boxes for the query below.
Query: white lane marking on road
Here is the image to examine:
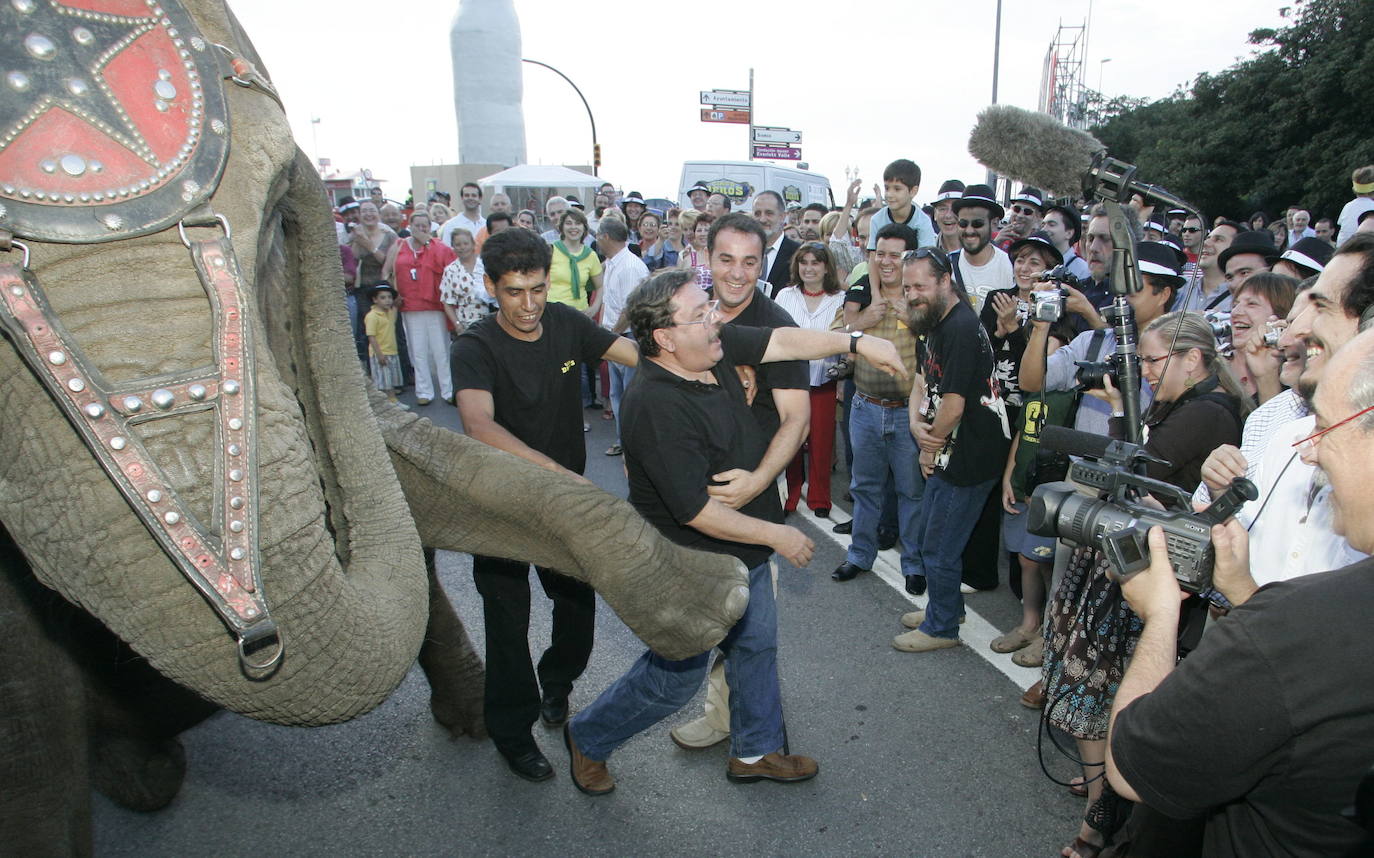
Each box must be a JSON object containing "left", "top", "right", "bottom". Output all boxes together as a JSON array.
[{"left": 797, "top": 506, "right": 1040, "bottom": 691}]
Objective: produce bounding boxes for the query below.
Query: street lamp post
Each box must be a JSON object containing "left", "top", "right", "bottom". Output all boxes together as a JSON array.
[
  {"left": 1098, "top": 57, "right": 1113, "bottom": 93},
  {"left": 520, "top": 58, "right": 599, "bottom": 176}
]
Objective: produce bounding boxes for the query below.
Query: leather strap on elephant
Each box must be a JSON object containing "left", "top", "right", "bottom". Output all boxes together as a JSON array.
[
  {"left": 0, "top": 1, "right": 282, "bottom": 677},
  {"left": 0, "top": 214, "right": 282, "bottom": 678}
]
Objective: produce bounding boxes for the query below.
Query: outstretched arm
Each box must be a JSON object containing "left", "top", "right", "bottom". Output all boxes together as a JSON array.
[{"left": 762, "top": 327, "right": 907, "bottom": 380}]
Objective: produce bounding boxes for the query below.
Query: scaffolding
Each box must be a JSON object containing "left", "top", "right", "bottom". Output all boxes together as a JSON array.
[{"left": 1039, "top": 21, "right": 1088, "bottom": 129}]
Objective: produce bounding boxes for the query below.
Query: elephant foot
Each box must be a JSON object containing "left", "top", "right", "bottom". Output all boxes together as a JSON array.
[
  {"left": 420, "top": 548, "right": 487, "bottom": 739},
  {"left": 427, "top": 685, "right": 487, "bottom": 739},
  {"left": 90, "top": 733, "right": 187, "bottom": 812}
]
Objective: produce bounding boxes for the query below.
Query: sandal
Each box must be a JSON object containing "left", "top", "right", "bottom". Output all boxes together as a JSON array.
[
  {"left": 1013, "top": 637, "right": 1045, "bottom": 667},
  {"left": 991, "top": 627, "right": 1037, "bottom": 653},
  {"left": 1069, "top": 775, "right": 1088, "bottom": 798},
  {"left": 1020, "top": 679, "right": 1046, "bottom": 709}
]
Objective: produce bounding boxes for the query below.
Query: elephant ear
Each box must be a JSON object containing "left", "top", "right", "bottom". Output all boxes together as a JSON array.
[{"left": 374, "top": 391, "right": 750, "bottom": 661}]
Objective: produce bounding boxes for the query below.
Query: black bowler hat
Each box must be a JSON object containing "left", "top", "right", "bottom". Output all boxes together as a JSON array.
[
  {"left": 1137, "top": 241, "right": 1184, "bottom": 283},
  {"left": 1279, "top": 237, "right": 1333, "bottom": 274},
  {"left": 953, "top": 183, "right": 1004, "bottom": 220},
  {"left": 1007, "top": 231, "right": 1064, "bottom": 266},
  {"left": 1010, "top": 186, "right": 1044, "bottom": 211},
  {"left": 935, "top": 179, "right": 966, "bottom": 202},
  {"left": 1219, "top": 229, "right": 1279, "bottom": 273},
  {"left": 1155, "top": 232, "right": 1188, "bottom": 267}
]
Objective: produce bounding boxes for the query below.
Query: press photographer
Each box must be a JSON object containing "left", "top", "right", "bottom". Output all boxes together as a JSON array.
[{"left": 1106, "top": 327, "right": 1374, "bottom": 858}]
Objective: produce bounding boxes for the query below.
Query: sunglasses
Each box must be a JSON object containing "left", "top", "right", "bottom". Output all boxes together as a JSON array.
[
  {"left": 958, "top": 219, "right": 988, "bottom": 229},
  {"left": 903, "top": 247, "right": 951, "bottom": 274},
  {"left": 1011, "top": 205, "right": 1038, "bottom": 217},
  {"left": 1180, "top": 226, "right": 1202, "bottom": 233}
]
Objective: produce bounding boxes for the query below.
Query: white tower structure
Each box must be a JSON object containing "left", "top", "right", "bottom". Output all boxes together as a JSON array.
[{"left": 451, "top": 0, "right": 527, "bottom": 166}]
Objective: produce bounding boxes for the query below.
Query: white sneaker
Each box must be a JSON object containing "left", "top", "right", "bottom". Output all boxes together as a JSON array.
[
  {"left": 669, "top": 716, "right": 730, "bottom": 750},
  {"left": 901, "top": 610, "right": 966, "bottom": 629},
  {"left": 960, "top": 583, "right": 977, "bottom": 594}
]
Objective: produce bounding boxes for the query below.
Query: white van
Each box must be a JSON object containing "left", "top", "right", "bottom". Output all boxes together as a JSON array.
[{"left": 678, "top": 161, "right": 832, "bottom": 212}]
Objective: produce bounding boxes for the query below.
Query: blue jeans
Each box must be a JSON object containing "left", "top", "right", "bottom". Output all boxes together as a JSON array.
[
  {"left": 846, "top": 394, "right": 925, "bottom": 574},
  {"left": 913, "top": 473, "right": 997, "bottom": 639},
  {"left": 569, "top": 562, "right": 783, "bottom": 761},
  {"left": 608, "top": 359, "right": 636, "bottom": 441}
]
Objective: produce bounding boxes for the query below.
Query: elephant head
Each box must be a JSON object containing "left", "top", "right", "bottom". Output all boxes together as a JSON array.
[{"left": 0, "top": 0, "right": 747, "bottom": 728}]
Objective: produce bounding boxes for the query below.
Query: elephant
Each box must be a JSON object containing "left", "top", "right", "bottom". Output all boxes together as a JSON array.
[{"left": 0, "top": 1, "right": 748, "bottom": 853}]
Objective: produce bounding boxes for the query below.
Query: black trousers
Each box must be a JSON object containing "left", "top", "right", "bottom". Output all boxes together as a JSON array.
[{"left": 472, "top": 555, "right": 595, "bottom": 754}]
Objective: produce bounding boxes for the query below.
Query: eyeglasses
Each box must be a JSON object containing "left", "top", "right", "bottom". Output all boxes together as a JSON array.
[
  {"left": 903, "top": 247, "right": 951, "bottom": 274},
  {"left": 1139, "top": 350, "right": 1184, "bottom": 366},
  {"left": 1011, "top": 205, "right": 1038, "bottom": 217},
  {"left": 673, "top": 298, "right": 720, "bottom": 327},
  {"left": 1291, "top": 403, "right": 1374, "bottom": 451},
  {"left": 1180, "top": 226, "right": 1202, "bottom": 233},
  {"left": 958, "top": 219, "right": 988, "bottom": 229}
]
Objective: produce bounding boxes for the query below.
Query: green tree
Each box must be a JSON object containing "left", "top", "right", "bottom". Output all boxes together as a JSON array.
[{"left": 1089, "top": 0, "right": 1374, "bottom": 223}]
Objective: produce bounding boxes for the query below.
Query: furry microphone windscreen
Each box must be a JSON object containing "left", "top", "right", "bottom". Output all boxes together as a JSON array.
[{"left": 967, "top": 105, "right": 1105, "bottom": 197}]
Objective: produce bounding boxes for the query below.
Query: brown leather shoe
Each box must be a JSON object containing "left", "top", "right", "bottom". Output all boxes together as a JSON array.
[
  {"left": 1020, "top": 679, "right": 1046, "bottom": 710},
  {"left": 563, "top": 724, "right": 615, "bottom": 795},
  {"left": 726, "top": 751, "right": 818, "bottom": 784}
]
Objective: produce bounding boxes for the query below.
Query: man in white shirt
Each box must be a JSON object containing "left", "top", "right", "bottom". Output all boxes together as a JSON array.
[
  {"left": 1336, "top": 165, "right": 1374, "bottom": 242},
  {"left": 1197, "top": 234, "right": 1374, "bottom": 586},
  {"left": 441, "top": 182, "right": 486, "bottom": 245},
  {"left": 948, "top": 184, "right": 1013, "bottom": 313},
  {"left": 595, "top": 218, "right": 650, "bottom": 456}
]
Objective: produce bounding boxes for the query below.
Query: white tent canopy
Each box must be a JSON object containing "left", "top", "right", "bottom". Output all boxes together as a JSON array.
[{"left": 478, "top": 165, "right": 603, "bottom": 223}]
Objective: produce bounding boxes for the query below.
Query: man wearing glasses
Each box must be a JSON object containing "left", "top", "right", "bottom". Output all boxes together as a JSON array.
[
  {"left": 1195, "top": 233, "right": 1374, "bottom": 585},
  {"left": 948, "top": 183, "right": 1014, "bottom": 314},
  {"left": 563, "top": 269, "right": 905, "bottom": 794},
  {"left": 1105, "top": 322, "right": 1374, "bottom": 858}
]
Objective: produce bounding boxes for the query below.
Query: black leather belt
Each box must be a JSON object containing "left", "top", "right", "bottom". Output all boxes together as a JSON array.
[{"left": 856, "top": 391, "right": 908, "bottom": 408}]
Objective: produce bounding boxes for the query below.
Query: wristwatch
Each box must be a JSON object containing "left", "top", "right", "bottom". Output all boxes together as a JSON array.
[{"left": 849, "top": 330, "right": 864, "bottom": 353}]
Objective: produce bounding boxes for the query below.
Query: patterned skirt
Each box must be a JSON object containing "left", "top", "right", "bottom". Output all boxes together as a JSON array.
[
  {"left": 370, "top": 354, "right": 404, "bottom": 392},
  {"left": 1040, "top": 545, "right": 1143, "bottom": 741}
]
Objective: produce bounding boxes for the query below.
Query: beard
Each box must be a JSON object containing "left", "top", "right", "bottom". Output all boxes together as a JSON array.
[{"left": 907, "top": 292, "right": 951, "bottom": 335}]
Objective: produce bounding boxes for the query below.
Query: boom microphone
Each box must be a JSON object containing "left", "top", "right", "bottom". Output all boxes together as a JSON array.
[
  {"left": 967, "top": 105, "right": 1104, "bottom": 196},
  {"left": 967, "top": 105, "right": 1201, "bottom": 217}
]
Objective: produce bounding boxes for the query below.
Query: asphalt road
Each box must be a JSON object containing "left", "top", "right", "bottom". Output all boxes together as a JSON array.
[{"left": 93, "top": 390, "right": 1085, "bottom": 857}]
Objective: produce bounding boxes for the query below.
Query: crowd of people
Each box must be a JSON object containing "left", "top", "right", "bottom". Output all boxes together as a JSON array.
[{"left": 330, "top": 160, "right": 1374, "bottom": 858}]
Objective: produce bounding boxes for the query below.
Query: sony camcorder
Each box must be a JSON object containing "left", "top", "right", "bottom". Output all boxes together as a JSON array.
[{"left": 1026, "top": 426, "right": 1256, "bottom": 592}]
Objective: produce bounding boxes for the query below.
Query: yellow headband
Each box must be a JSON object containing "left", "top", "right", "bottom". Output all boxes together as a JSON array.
[{"left": 1354, "top": 181, "right": 1374, "bottom": 194}]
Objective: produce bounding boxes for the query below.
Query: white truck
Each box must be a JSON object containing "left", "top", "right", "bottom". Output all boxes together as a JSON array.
[{"left": 678, "top": 161, "right": 832, "bottom": 212}]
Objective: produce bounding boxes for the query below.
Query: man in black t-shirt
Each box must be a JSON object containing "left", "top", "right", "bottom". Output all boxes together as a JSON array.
[
  {"left": 892, "top": 248, "right": 1010, "bottom": 654},
  {"left": 452, "top": 228, "right": 640, "bottom": 783},
  {"left": 563, "top": 268, "right": 907, "bottom": 795},
  {"left": 670, "top": 212, "right": 809, "bottom": 752},
  {"left": 1104, "top": 326, "right": 1374, "bottom": 858}
]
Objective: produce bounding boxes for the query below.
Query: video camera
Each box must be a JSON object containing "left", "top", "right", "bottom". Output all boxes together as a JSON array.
[{"left": 1026, "top": 426, "right": 1257, "bottom": 592}]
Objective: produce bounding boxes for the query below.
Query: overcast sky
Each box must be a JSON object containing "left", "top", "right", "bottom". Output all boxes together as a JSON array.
[{"left": 227, "top": 0, "right": 1286, "bottom": 204}]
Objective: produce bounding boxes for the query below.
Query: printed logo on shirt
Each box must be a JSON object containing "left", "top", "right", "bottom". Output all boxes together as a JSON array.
[{"left": 561, "top": 360, "right": 578, "bottom": 374}]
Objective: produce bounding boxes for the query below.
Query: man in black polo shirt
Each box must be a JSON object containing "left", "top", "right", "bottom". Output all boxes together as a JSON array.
[
  {"left": 563, "top": 269, "right": 906, "bottom": 795},
  {"left": 892, "top": 248, "right": 1010, "bottom": 653},
  {"left": 453, "top": 228, "right": 640, "bottom": 783}
]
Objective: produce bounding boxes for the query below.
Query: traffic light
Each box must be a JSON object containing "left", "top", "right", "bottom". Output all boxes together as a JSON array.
[{"left": 594, "top": 143, "right": 602, "bottom": 170}]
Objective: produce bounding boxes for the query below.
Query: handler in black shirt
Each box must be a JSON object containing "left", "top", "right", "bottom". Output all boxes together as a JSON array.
[
  {"left": 893, "top": 247, "right": 1011, "bottom": 654},
  {"left": 453, "top": 228, "right": 639, "bottom": 783},
  {"left": 563, "top": 268, "right": 907, "bottom": 795}
]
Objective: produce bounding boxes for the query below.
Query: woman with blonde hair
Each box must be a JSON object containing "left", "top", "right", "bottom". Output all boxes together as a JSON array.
[{"left": 1042, "top": 309, "right": 1247, "bottom": 858}]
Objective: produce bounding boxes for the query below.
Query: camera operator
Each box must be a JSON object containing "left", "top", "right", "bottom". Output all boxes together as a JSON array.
[{"left": 1106, "top": 327, "right": 1374, "bottom": 858}]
